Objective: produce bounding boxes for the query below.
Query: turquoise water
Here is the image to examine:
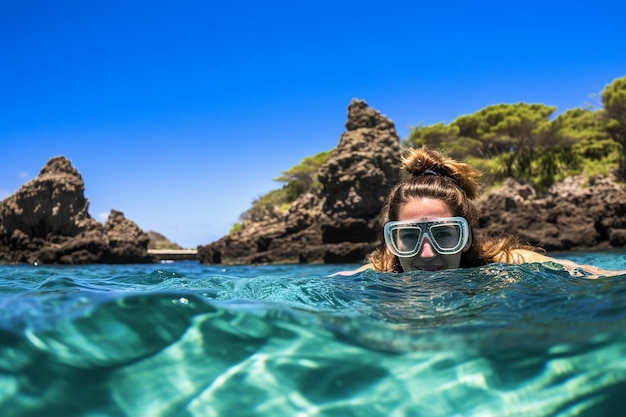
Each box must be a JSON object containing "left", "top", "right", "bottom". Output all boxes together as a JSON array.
[{"left": 1, "top": 251, "right": 626, "bottom": 417}]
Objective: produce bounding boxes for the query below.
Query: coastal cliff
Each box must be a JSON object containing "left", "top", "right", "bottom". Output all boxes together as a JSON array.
[
  {"left": 2, "top": 102, "right": 624, "bottom": 265},
  {"left": 0, "top": 156, "right": 155, "bottom": 264},
  {"left": 198, "top": 99, "right": 403, "bottom": 264},
  {"left": 199, "top": 100, "right": 626, "bottom": 265},
  {"left": 478, "top": 176, "right": 626, "bottom": 251}
]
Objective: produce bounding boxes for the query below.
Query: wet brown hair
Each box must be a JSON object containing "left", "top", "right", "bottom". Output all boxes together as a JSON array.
[{"left": 368, "top": 146, "right": 536, "bottom": 272}]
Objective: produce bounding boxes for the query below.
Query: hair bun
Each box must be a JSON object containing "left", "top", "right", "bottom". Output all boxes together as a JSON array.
[{"left": 402, "top": 146, "right": 482, "bottom": 199}]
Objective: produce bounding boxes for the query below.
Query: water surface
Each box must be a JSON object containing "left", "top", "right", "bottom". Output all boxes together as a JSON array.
[{"left": 1, "top": 251, "right": 625, "bottom": 416}]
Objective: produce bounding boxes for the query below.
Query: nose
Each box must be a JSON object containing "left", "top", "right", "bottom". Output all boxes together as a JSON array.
[{"left": 419, "top": 237, "right": 437, "bottom": 258}]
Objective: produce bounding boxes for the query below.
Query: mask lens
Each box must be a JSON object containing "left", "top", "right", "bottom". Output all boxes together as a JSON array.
[
  {"left": 430, "top": 223, "right": 462, "bottom": 249},
  {"left": 395, "top": 226, "right": 422, "bottom": 254}
]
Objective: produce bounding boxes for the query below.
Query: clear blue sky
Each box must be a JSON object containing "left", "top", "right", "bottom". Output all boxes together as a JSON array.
[{"left": 1, "top": 1, "right": 625, "bottom": 248}]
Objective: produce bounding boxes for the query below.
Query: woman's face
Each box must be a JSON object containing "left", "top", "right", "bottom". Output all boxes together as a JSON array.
[{"left": 395, "top": 197, "right": 470, "bottom": 272}]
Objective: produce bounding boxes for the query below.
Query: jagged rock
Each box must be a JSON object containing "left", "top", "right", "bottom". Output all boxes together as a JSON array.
[
  {"left": 477, "top": 175, "right": 626, "bottom": 251},
  {"left": 102, "top": 209, "right": 153, "bottom": 263},
  {"left": 0, "top": 156, "right": 156, "bottom": 264},
  {"left": 147, "top": 230, "right": 183, "bottom": 250},
  {"left": 198, "top": 99, "right": 403, "bottom": 264},
  {"left": 0, "top": 156, "right": 97, "bottom": 239},
  {"left": 319, "top": 99, "right": 402, "bottom": 220},
  {"left": 199, "top": 98, "right": 626, "bottom": 264}
]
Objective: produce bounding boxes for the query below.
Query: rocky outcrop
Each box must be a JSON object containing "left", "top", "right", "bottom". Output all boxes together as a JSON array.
[
  {"left": 0, "top": 156, "right": 156, "bottom": 264},
  {"left": 147, "top": 231, "right": 183, "bottom": 250},
  {"left": 199, "top": 100, "right": 626, "bottom": 265},
  {"left": 198, "top": 99, "right": 403, "bottom": 264},
  {"left": 477, "top": 176, "right": 626, "bottom": 251}
]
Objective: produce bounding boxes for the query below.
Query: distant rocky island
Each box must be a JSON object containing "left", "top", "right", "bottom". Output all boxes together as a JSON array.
[
  {"left": 1, "top": 100, "right": 624, "bottom": 264},
  {"left": 198, "top": 99, "right": 403, "bottom": 265},
  {"left": 198, "top": 100, "right": 626, "bottom": 265},
  {"left": 0, "top": 156, "right": 156, "bottom": 264},
  {"left": 147, "top": 231, "right": 183, "bottom": 250}
]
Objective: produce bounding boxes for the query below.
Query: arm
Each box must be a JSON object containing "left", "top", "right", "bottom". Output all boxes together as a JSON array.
[
  {"left": 329, "top": 263, "right": 374, "bottom": 277},
  {"left": 509, "top": 249, "right": 626, "bottom": 277}
]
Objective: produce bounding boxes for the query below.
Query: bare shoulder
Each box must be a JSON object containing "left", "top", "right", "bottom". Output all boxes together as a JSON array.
[
  {"left": 508, "top": 249, "right": 554, "bottom": 264},
  {"left": 508, "top": 249, "right": 626, "bottom": 278},
  {"left": 329, "top": 263, "right": 374, "bottom": 277}
]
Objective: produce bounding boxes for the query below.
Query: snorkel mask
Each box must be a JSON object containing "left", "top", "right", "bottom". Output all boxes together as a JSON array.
[{"left": 384, "top": 217, "right": 469, "bottom": 257}]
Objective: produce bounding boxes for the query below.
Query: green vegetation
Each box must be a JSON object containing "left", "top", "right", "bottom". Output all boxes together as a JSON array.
[
  {"left": 602, "top": 76, "right": 626, "bottom": 178},
  {"left": 239, "top": 150, "right": 332, "bottom": 224},
  {"left": 229, "top": 222, "right": 242, "bottom": 234},
  {"left": 406, "top": 76, "right": 626, "bottom": 189},
  {"left": 233, "top": 76, "right": 626, "bottom": 234}
]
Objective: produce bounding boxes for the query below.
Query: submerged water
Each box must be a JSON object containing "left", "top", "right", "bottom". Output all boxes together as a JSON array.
[{"left": 1, "top": 251, "right": 625, "bottom": 417}]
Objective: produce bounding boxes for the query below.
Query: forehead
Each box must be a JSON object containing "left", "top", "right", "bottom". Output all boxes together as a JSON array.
[{"left": 398, "top": 197, "right": 453, "bottom": 221}]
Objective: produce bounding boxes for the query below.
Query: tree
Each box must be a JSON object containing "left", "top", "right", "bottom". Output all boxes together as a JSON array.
[
  {"left": 551, "top": 108, "right": 619, "bottom": 175},
  {"left": 240, "top": 150, "right": 333, "bottom": 222},
  {"left": 453, "top": 111, "right": 510, "bottom": 159},
  {"left": 404, "top": 123, "right": 459, "bottom": 154},
  {"left": 601, "top": 76, "right": 626, "bottom": 178},
  {"left": 533, "top": 108, "right": 597, "bottom": 186},
  {"left": 451, "top": 103, "right": 556, "bottom": 178},
  {"left": 274, "top": 150, "right": 332, "bottom": 192},
  {"left": 489, "top": 104, "right": 556, "bottom": 178}
]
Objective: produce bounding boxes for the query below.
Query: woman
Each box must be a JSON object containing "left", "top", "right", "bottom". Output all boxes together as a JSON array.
[{"left": 340, "top": 146, "right": 624, "bottom": 277}]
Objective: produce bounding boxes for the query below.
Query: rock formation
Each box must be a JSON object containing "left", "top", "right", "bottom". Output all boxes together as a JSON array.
[
  {"left": 12, "top": 101, "right": 622, "bottom": 267},
  {"left": 147, "top": 231, "right": 183, "bottom": 250},
  {"left": 477, "top": 176, "right": 626, "bottom": 251},
  {"left": 0, "top": 156, "right": 155, "bottom": 264},
  {"left": 199, "top": 100, "right": 626, "bottom": 265},
  {"left": 198, "top": 99, "right": 403, "bottom": 264}
]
